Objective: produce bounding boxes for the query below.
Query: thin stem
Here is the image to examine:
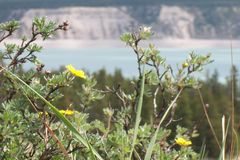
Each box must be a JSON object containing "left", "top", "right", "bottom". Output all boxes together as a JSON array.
[
  {"left": 44, "top": 121, "right": 71, "bottom": 160},
  {"left": 8, "top": 32, "right": 39, "bottom": 68},
  {"left": 230, "top": 37, "right": 235, "bottom": 159},
  {"left": 0, "top": 31, "right": 12, "bottom": 43},
  {"left": 197, "top": 88, "right": 221, "bottom": 150},
  {"left": 153, "top": 86, "right": 159, "bottom": 117},
  {"left": 144, "top": 88, "right": 183, "bottom": 160}
]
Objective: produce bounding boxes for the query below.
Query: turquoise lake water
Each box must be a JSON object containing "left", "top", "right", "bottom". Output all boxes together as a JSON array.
[{"left": 24, "top": 48, "right": 240, "bottom": 82}]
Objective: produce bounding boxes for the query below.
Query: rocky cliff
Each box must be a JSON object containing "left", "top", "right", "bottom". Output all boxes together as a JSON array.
[{"left": 2, "top": 5, "right": 240, "bottom": 39}]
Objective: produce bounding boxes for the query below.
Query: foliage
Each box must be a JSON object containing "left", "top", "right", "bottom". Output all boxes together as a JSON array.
[{"left": 0, "top": 18, "right": 234, "bottom": 160}]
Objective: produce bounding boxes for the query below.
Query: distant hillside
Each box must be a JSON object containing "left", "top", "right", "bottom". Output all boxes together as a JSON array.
[
  {"left": 0, "top": 1, "right": 240, "bottom": 39},
  {"left": 0, "top": 0, "right": 239, "bottom": 9}
]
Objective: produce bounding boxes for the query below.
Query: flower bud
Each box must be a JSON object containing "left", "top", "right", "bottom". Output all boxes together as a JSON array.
[{"left": 182, "top": 62, "right": 189, "bottom": 68}]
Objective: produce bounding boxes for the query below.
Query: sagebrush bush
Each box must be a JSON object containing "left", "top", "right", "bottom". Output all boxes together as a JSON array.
[{"left": 0, "top": 18, "right": 212, "bottom": 159}]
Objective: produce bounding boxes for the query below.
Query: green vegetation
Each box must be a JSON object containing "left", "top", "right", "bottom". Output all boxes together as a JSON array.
[
  {"left": 55, "top": 66, "right": 239, "bottom": 158},
  {"left": 0, "top": 18, "right": 239, "bottom": 159}
]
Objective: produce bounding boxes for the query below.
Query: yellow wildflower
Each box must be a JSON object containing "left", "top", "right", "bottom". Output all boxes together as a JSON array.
[
  {"left": 66, "top": 64, "right": 86, "bottom": 79},
  {"left": 59, "top": 109, "right": 74, "bottom": 116},
  {"left": 175, "top": 137, "right": 192, "bottom": 146}
]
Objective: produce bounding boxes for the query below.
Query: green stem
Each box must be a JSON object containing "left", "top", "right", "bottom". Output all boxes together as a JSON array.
[{"left": 129, "top": 65, "right": 145, "bottom": 159}]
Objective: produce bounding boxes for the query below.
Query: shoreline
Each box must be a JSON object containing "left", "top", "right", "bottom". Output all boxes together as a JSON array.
[{"left": 1, "top": 39, "right": 240, "bottom": 49}]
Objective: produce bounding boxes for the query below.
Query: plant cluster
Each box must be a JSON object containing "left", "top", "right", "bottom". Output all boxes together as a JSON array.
[{"left": 0, "top": 18, "right": 212, "bottom": 159}]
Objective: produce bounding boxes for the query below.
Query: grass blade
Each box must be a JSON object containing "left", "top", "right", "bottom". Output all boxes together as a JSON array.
[
  {"left": 218, "top": 116, "right": 230, "bottom": 160},
  {"left": 233, "top": 129, "right": 239, "bottom": 160},
  {"left": 199, "top": 138, "right": 207, "bottom": 160},
  {"left": 129, "top": 65, "right": 145, "bottom": 159},
  {"left": 221, "top": 116, "right": 226, "bottom": 160},
  {"left": 2, "top": 66, "right": 103, "bottom": 160},
  {"left": 144, "top": 88, "right": 183, "bottom": 160}
]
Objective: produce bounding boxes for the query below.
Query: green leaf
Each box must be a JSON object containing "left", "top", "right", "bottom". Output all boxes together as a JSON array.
[
  {"left": 27, "top": 43, "right": 43, "bottom": 52},
  {"left": 33, "top": 17, "right": 57, "bottom": 40},
  {"left": 120, "top": 33, "right": 132, "bottom": 44},
  {"left": 0, "top": 20, "right": 20, "bottom": 32}
]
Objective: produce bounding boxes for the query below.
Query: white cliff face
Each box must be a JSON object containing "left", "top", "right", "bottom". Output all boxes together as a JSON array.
[
  {"left": 155, "top": 6, "right": 194, "bottom": 39},
  {"left": 17, "top": 7, "right": 137, "bottom": 39},
  {"left": 9, "top": 5, "right": 240, "bottom": 39},
  {"left": 14, "top": 6, "right": 195, "bottom": 39}
]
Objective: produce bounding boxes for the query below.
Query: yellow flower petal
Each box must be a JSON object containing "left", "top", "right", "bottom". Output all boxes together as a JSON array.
[
  {"left": 175, "top": 137, "right": 192, "bottom": 146},
  {"left": 66, "top": 64, "right": 86, "bottom": 79},
  {"left": 59, "top": 109, "right": 74, "bottom": 116},
  {"left": 65, "top": 110, "right": 74, "bottom": 115}
]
